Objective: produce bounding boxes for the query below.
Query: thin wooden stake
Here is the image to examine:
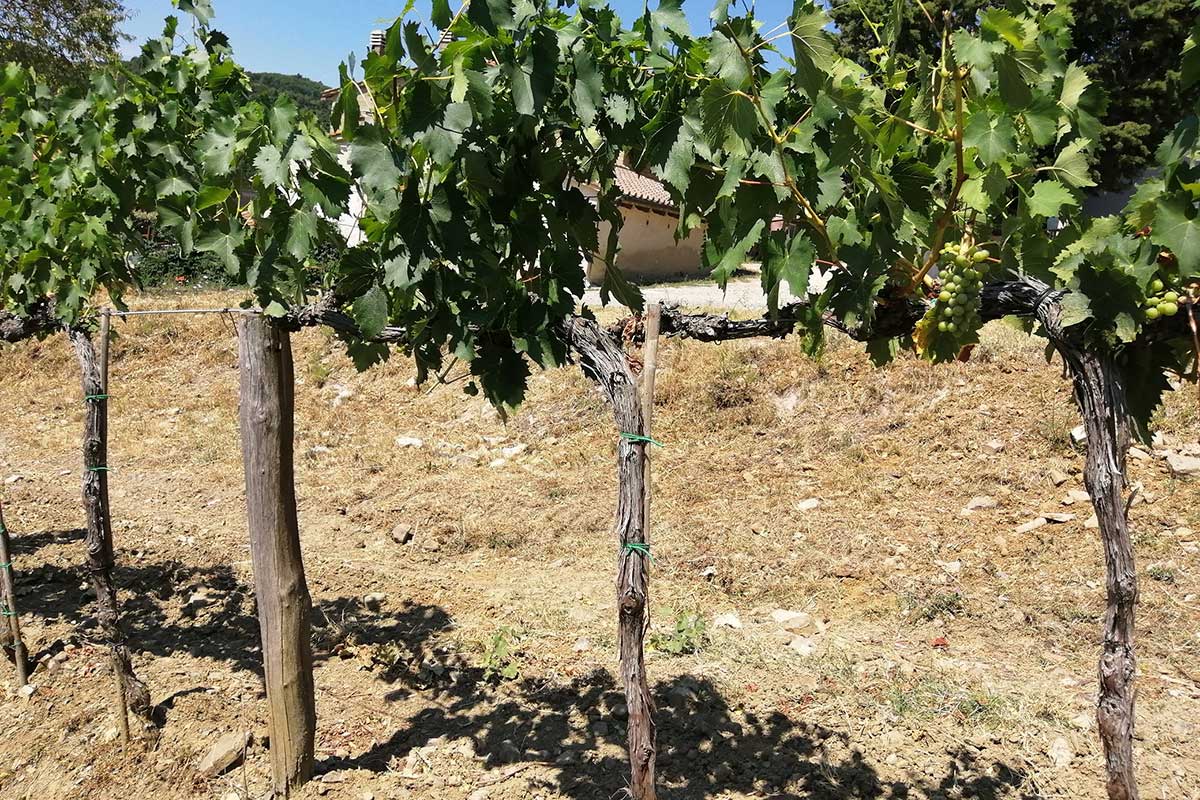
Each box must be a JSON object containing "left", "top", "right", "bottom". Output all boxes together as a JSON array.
[
  {"left": 70, "top": 316, "right": 148, "bottom": 743},
  {"left": 97, "top": 310, "right": 130, "bottom": 746},
  {"left": 640, "top": 304, "right": 662, "bottom": 549},
  {"left": 237, "top": 315, "right": 316, "bottom": 797},
  {"left": 0, "top": 500, "right": 30, "bottom": 687}
]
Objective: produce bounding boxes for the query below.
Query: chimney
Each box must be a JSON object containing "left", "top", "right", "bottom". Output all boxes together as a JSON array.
[{"left": 369, "top": 30, "right": 386, "bottom": 55}]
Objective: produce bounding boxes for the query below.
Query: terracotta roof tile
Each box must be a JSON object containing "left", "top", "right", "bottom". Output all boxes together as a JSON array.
[{"left": 613, "top": 164, "right": 675, "bottom": 209}]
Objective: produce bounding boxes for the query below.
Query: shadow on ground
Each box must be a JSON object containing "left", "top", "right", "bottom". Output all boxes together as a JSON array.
[{"left": 8, "top": 537, "right": 1039, "bottom": 800}]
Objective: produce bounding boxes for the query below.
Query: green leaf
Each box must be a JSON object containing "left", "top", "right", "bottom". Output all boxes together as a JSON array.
[
  {"left": 790, "top": 1, "right": 836, "bottom": 79},
  {"left": 707, "top": 31, "right": 751, "bottom": 88},
  {"left": 996, "top": 54, "right": 1031, "bottom": 110},
  {"left": 1152, "top": 192, "right": 1200, "bottom": 277},
  {"left": 351, "top": 284, "right": 389, "bottom": 339},
  {"left": 197, "top": 118, "right": 237, "bottom": 176},
  {"left": 254, "top": 144, "right": 288, "bottom": 189},
  {"left": 1059, "top": 63, "right": 1091, "bottom": 112},
  {"left": 650, "top": 0, "right": 690, "bottom": 37},
  {"left": 349, "top": 134, "right": 402, "bottom": 202},
  {"left": 155, "top": 175, "right": 195, "bottom": 199},
  {"left": 195, "top": 223, "right": 245, "bottom": 276},
  {"left": 572, "top": 49, "right": 603, "bottom": 127},
  {"left": 432, "top": 0, "right": 452, "bottom": 29},
  {"left": 963, "top": 113, "right": 1015, "bottom": 166},
  {"left": 176, "top": 0, "right": 214, "bottom": 25},
  {"left": 952, "top": 31, "right": 1001, "bottom": 72},
  {"left": 286, "top": 208, "right": 318, "bottom": 261},
  {"left": 700, "top": 81, "right": 757, "bottom": 156},
  {"left": 267, "top": 98, "right": 298, "bottom": 146},
  {"left": 1027, "top": 180, "right": 1076, "bottom": 218},
  {"left": 709, "top": 218, "right": 765, "bottom": 287},
  {"left": 1051, "top": 139, "right": 1096, "bottom": 188},
  {"left": 195, "top": 184, "right": 232, "bottom": 211}
]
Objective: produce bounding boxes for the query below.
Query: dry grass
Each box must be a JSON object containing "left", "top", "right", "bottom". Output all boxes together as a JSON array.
[{"left": 0, "top": 289, "right": 1198, "bottom": 799}]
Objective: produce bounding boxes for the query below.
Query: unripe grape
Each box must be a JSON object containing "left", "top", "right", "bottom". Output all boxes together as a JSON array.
[
  {"left": 1145, "top": 306, "right": 1161, "bottom": 320},
  {"left": 973, "top": 250, "right": 989, "bottom": 263},
  {"left": 939, "top": 291, "right": 952, "bottom": 302},
  {"left": 1163, "top": 291, "right": 1179, "bottom": 304},
  {"left": 1160, "top": 302, "right": 1179, "bottom": 316},
  {"left": 1145, "top": 296, "right": 1160, "bottom": 307},
  {"left": 955, "top": 255, "right": 969, "bottom": 267},
  {"left": 938, "top": 321, "right": 948, "bottom": 332},
  {"left": 1150, "top": 279, "right": 1165, "bottom": 293},
  {"left": 946, "top": 321, "right": 957, "bottom": 332}
]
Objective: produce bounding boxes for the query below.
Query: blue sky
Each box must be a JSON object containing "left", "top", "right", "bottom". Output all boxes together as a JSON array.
[{"left": 119, "top": 0, "right": 798, "bottom": 86}]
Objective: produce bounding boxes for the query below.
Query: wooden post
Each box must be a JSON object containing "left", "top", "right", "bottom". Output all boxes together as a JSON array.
[
  {"left": 1042, "top": 309, "right": 1140, "bottom": 800},
  {"left": 0, "top": 500, "right": 30, "bottom": 687},
  {"left": 561, "top": 317, "right": 657, "bottom": 800},
  {"left": 69, "top": 316, "right": 150, "bottom": 741},
  {"left": 640, "top": 304, "right": 662, "bottom": 537},
  {"left": 237, "top": 315, "right": 315, "bottom": 797}
]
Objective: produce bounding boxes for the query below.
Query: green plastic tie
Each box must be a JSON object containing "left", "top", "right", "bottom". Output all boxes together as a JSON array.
[
  {"left": 85, "top": 394, "right": 110, "bottom": 402},
  {"left": 87, "top": 466, "right": 112, "bottom": 473},
  {"left": 0, "top": 611, "right": 15, "bottom": 617},
  {"left": 0, "top": 562, "right": 11, "bottom": 569},
  {"left": 622, "top": 542, "right": 653, "bottom": 561},
  {"left": 620, "top": 432, "right": 664, "bottom": 448}
]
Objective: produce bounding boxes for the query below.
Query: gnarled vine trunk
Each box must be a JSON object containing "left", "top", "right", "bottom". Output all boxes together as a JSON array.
[
  {"left": 68, "top": 325, "right": 152, "bottom": 738},
  {"left": 562, "top": 317, "right": 657, "bottom": 800},
  {"left": 1041, "top": 305, "right": 1139, "bottom": 800}
]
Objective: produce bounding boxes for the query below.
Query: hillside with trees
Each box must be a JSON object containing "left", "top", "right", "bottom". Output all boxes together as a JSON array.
[{"left": 247, "top": 70, "right": 331, "bottom": 117}]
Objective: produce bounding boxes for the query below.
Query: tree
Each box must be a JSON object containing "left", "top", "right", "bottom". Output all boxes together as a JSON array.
[
  {"left": 0, "top": 0, "right": 129, "bottom": 85},
  {"left": 828, "top": 0, "right": 1199, "bottom": 190},
  {"left": 248, "top": 71, "right": 331, "bottom": 117}
]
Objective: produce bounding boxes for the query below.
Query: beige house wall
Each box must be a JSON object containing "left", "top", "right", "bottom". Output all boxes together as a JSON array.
[{"left": 586, "top": 204, "right": 705, "bottom": 285}]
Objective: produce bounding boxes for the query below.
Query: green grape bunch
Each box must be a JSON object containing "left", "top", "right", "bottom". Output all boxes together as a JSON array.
[
  {"left": 916, "top": 241, "right": 992, "bottom": 360},
  {"left": 1142, "top": 276, "right": 1183, "bottom": 321}
]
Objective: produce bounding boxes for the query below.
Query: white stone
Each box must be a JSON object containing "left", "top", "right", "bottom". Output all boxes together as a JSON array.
[
  {"left": 787, "top": 636, "right": 817, "bottom": 657},
  {"left": 1047, "top": 736, "right": 1074, "bottom": 769},
  {"left": 1084, "top": 514, "right": 1100, "bottom": 529},
  {"left": 197, "top": 731, "right": 250, "bottom": 778},
  {"left": 1128, "top": 446, "right": 1151, "bottom": 461},
  {"left": 501, "top": 443, "right": 528, "bottom": 458},
  {"left": 1166, "top": 452, "right": 1200, "bottom": 477},
  {"left": 1070, "top": 425, "right": 1087, "bottom": 445},
  {"left": 1043, "top": 512, "right": 1075, "bottom": 524},
  {"left": 770, "top": 609, "right": 815, "bottom": 634},
  {"left": 1048, "top": 469, "right": 1070, "bottom": 486},
  {"left": 983, "top": 439, "right": 1005, "bottom": 453},
  {"left": 713, "top": 613, "right": 743, "bottom": 630},
  {"left": 795, "top": 498, "right": 821, "bottom": 512},
  {"left": 395, "top": 436, "right": 424, "bottom": 448},
  {"left": 1016, "top": 517, "right": 1048, "bottom": 534}
]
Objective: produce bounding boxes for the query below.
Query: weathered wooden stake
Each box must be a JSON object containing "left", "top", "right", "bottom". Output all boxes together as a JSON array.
[
  {"left": 0, "top": 500, "right": 30, "bottom": 687},
  {"left": 1043, "top": 308, "right": 1140, "bottom": 800},
  {"left": 640, "top": 304, "right": 662, "bottom": 536},
  {"left": 562, "top": 317, "right": 657, "bottom": 800},
  {"left": 69, "top": 314, "right": 150, "bottom": 742},
  {"left": 237, "top": 315, "right": 316, "bottom": 797}
]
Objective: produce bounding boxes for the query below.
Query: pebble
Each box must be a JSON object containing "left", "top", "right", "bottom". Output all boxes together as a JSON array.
[
  {"left": 795, "top": 498, "right": 820, "bottom": 512},
  {"left": 395, "top": 436, "right": 424, "bottom": 448},
  {"left": 1049, "top": 469, "right": 1070, "bottom": 486},
  {"left": 1016, "top": 517, "right": 1048, "bottom": 534},
  {"left": 713, "top": 613, "right": 742, "bottom": 629}
]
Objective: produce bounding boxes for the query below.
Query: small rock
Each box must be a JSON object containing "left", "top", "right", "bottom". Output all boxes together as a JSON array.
[
  {"left": 468, "top": 789, "right": 491, "bottom": 800},
  {"left": 422, "top": 537, "right": 442, "bottom": 552},
  {"left": 573, "top": 638, "right": 591, "bottom": 652},
  {"left": 395, "top": 436, "right": 424, "bottom": 449},
  {"left": 4, "top": 475, "right": 22, "bottom": 485},
  {"left": 962, "top": 495, "right": 997, "bottom": 513},
  {"left": 983, "top": 439, "right": 1005, "bottom": 454},
  {"left": 1049, "top": 469, "right": 1070, "bottom": 486},
  {"left": 699, "top": 565, "right": 717, "bottom": 579},
  {"left": 331, "top": 385, "right": 354, "bottom": 408},
  {"left": 363, "top": 593, "right": 387, "bottom": 610},
  {"left": 1043, "top": 512, "right": 1075, "bottom": 524},
  {"left": 501, "top": 443, "right": 528, "bottom": 458},
  {"left": 1070, "top": 425, "right": 1087, "bottom": 445},
  {"left": 713, "top": 613, "right": 743, "bottom": 630},
  {"left": 1047, "top": 736, "right": 1074, "bottom": 769},
  {"left": 1128, "top": 446, "right": 1151, "bottom": 461},
  {"left": 1084, "top": 514, "right": 1099, "bottom": 529},
  {"left": 17, "top": 684, "right": 36, "bottom": 699},
  {"left": 1071, "top": 711, "right": 1093, "bottom": 731},
  {"left": 1016, "top": 517, "right": 1048, "bottom": 534},
  {"left": 795, "top": 498, "right": 821, "bottom": 512},
  {"left": 488, "top": 458, "right": 508, "bottom": 469},
  {"left": 938, "top": 560, "right": 962, "bottom": 575},
  {"left": 1065, "top": 489, "right": 1090, "bottom": 504},
  {"left": 390, "top": 524, "right": 415, "bottom": 545},
  {"left": 787, "top": 636, "right": 816, "bottom": 657},
  {"left": 770, "top": 609, "right": 815, "bottom": 634},
  {"left": 1166, "top": 452, "right": 1200, "bottom": 477},
  {"left": 197, "top": 731, "right": 250, "bottom": 778}
]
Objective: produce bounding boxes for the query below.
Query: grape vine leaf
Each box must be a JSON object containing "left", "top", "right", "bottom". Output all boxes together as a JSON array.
[
  {"left": 1028, "top": 180, "right": 1075, "bottom": 218},
  {"left": 1151, "top": 193, "right": 1200, "bottom": 277}
]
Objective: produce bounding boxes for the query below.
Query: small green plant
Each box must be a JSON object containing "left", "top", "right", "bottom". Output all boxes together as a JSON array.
[
  {"left": 651, "top": 610, "right": 708, "bottom": 655},
  {"left": 917, "top": 592, "right": 966, "bottom": 621},
  {"left": 481, "top": 627, "right": 521, "bottom": 681},
  {"left": 1147, "top": 564, "right": 1176, "bottom": 583}
]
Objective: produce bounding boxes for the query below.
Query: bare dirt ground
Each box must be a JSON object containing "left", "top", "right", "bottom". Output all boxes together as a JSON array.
[{"left": 0, "top": 288, "right": 1198, "bottom": 800}]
